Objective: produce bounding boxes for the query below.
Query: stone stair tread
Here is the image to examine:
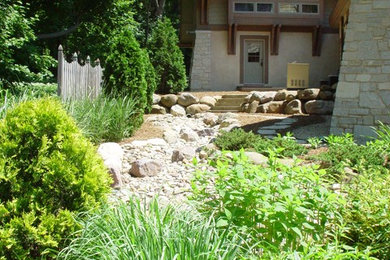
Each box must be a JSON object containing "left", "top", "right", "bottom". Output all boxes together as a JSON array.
[
  {"left": 210, "top": 110, "right": 241, "bottom": 113},
  {"left": 221, "top": 94, "right": 248, "bottom": 98}
]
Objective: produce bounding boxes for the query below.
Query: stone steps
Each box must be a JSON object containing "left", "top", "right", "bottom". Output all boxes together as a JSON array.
[{"left": 211, "top": 94, "right": 247, "bottom": 112}]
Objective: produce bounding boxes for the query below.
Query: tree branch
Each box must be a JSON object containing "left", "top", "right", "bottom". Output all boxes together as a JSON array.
[{"left": 37, "top": 23, "right": 81, "bottom": 40}]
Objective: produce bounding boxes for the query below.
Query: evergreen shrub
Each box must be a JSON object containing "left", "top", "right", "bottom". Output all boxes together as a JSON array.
[
  {"left": 0, "top": 98, "right": 111, "bottom": 259},
  {"left": 148, "top": 18, "right": 187, "bottom": 94},
  {"left": 104, "top": 26, "right": 149, "bottom": 114}
]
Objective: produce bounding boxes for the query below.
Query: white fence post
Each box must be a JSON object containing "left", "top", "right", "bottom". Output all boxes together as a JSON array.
[{"left": 57, "top": 45, "right": 103, "bottom": 100}]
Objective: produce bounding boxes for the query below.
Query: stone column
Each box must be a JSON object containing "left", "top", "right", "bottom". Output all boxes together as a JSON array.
[
  {"left": 331, "top": 0, "right": 390, "bottom": 141},
  {"left": 190, "top": 30, "right": 212, "bottom": 90}
]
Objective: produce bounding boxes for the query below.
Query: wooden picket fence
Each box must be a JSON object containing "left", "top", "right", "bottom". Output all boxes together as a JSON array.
[{"left": 57, "top": 45, "right": 103, "bottom": 100}]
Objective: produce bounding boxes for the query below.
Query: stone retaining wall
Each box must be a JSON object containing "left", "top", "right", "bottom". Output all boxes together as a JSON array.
[
  {"left": 151, "top": 86, "right": 337, "bottom": 116},
  {"left": 330, "top": 0, "right": 390, "bottom": 140}
]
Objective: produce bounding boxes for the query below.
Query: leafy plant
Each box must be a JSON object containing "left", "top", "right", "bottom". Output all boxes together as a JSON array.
[
  {"left": 0, "top": 98, "right": 111, "bottom": 258},
  {"left": 147, "top": 18, "right": 187, "bottom": 94},
  {"left": 254, "top": 132, "right": 307, "bottom": 158},
  {"left": 214, "top": 128, "right": 259, "bottom": 151},
  {"left": 342, "top": 169, "right": 390, "bottom": 258},
  {"left": 65, "top": 95, "right": 140, "bottom": 143},
  {"left": 308, "top": 137, "right": 323, "bottom": 149},
  {"left": 58, "top": 199, "right": 251, "bottom": 260},
  {"left": 191, "top": 150, "right": 343, "bottom": 254}
]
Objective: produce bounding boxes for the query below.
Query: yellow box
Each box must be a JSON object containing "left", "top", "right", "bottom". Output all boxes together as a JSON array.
[{"left": 287, "top": 63, "right": 310, "bottom": 89}]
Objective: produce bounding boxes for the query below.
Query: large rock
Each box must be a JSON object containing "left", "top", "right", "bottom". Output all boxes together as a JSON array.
[
  {"left": 285, "top": 99, "right": 303, "bottom": 114},
  {"left": 258, "top": 101, "right": 285, "bottom": 113},
  {"left": 152, "top": 94, "right": 161, "bottom": 105},
  {"left": 320, "top": 84, "right": 333, "bottom": 91},
  {"left": 249, "top": 91, "right": 277, "bottom": 104},
  {"left": 178, "top": 93, "right": 199, "bottom": 107},
  {"left": 186, "top": 104, "right": 211, "bottom": 115},
  {"left": 274, "top": 90, "right": 288, "bottom": 101},
  {"left": 163, "top": 130, "right": 178, "bottom": 144},
  {"left": 203, "top": 113, "right": 218, "bottom": 126},
  {"left": 297, "top": 88, "right": 320, "bottom": 100},
  {"left": 219, "top": 118, "right": 240, "bottom": 128},
  {"left": 97, "top": 143, "right": 124, "bottom": 188},
  {"left": 286, "top": 91, "right": 298, "bottom": 102},
  {"left": 217, "top": 112, "right": 238, "bottom": 124},
  {"left": 170, "top": 104, "right": 186, "bottom": 116},
  {"left": 172, "top": 146, "right": 196, "bottom": 162},
  {"left": 305, "top": 100, "right": 334, "bottom": 115},
  {"left": 248, "top": 101, "right": 259, "bottom": 113},
  {"left": 200, "top": 96, "right": 216, "bottom": 107},
  {"left": 180, "top": 128, "right": 199, "bottom": 142},
  {"left": 151, "top": 105, "right": 167, "bottom": 114},
  {"left": 245, "top": 152, "right": 268, "bottom": 165},
  {"left": 160, "top": 94, "right": 178, "bottom": 108},
  {"left": 318, "top": 91, "right": 334, "bottom": 100},
  {"left": 130, "top": 159, "right": 162, "bottom": 177}
]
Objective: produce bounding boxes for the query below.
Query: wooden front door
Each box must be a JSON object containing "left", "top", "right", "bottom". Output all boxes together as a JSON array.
[{"left": 243, "top": 40, "right": 265, "bottom": 84}]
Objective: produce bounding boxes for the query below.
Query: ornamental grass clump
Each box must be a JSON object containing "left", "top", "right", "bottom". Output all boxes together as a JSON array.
[{"left": 0, "top": 98, "right": 111, "bottom": 259}]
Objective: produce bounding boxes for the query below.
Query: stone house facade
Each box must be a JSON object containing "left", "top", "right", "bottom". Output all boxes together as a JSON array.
[
  {"left": 330, "top": 0, "right": 390, "bottom": 139},
  {"left": 180, "top": 0, "right": 341, "bottom": 91}
]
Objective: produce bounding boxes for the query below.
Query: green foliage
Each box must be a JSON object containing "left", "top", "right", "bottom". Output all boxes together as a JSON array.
[
  {"left": 313, "top": 133, "right": 388, "bottom": 179},
  {"left": 214, "top": 129, "right": 307, "bottom": 158},
  {"left": 66, "top": 95, "right": 141, "bottom": 143},
  {"left": 144, "top": 53, "right": 157, "bottom": 112},
  {"left": 148, "top": 18, "right": 187, "bottom": 94},
  {"left": 0, "top": 1, "right": 55, "bottom": 89},
  {"left": 308, "top": 137, "right": 323, "bottom": 149},
  {"left": 191, "top": 151, "right": 343, "bottom": 254},
  {"left": 342, "top": 169, "right": 390, "bottom": 258},
  {"left": 104, "top": 27, "right": 149, "bottom": 112},
  {"left": 58, "top": 199, "right": 250, "bottom": 259},
  {"left": 254, "top": 132, "right": 307, "bottom": 158},
  {"left": 214, "top": 129, "right": 259, "bottom": 151},
  {"left": 0, "top": 98, "right": 111, "bottom": 258}
]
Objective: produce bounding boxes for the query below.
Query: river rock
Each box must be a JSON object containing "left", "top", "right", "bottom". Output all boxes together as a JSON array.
[
  {"left": 178, "top": 93, "right": 199, "bottom": 107},
  {"left": 130, "top": 159, "right": 162, "bottom": 177},
  {"left": 160, "top": 94, "right": 178, "bottom": 108},
  {"left": 297, "top": 88, "right": 320, "bottom": 100},
  {"left": 305, "top": 100, "right": 334, "bottom": 115},
  {"left": 98, "top": 143, "right": 124, "bottom": 188},
  {"left": 163, "top": 130, "right": 178, "bottom": 144},
  {"left": 200, "top": 96, "right": 216, "bottom": 107},
  {"left": 170, "top": 104, "right": 186, "bottom": 116},
  {"left": 151, "top": 105, "right": 167, "bottom": 114},
  {"left": 285, "top": 99, "right": 303, "bottom": 114},
  {"left": 180, "top": 128, "right": 199, "bottom": 142},
  {"left": 172, "top": 146, "right": 196, "bottom": 162},
  {"left": 186, "top": 104, "right": 211, "bottom": 115},
  {"left": 245, "top": 152, "right": 268, "bottom": 165}
]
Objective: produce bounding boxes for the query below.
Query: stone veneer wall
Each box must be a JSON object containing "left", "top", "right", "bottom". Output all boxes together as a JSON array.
[
  {"left": 331, "top": 0, "right": 390, "bottom": 140},
  {"left": 190, "top": 31, "right": 211, "bottom": 90}
]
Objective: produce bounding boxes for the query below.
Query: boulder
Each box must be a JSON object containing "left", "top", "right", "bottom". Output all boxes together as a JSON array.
[
  {"left": 151, "top": 105, "right": 167, "bottom": 114},
  {"left": 186, "top": 104, "right": 211, "bottom": 115},
  {"left": 180, "top": 128, "right": 199, "bottom": 142},
  {"left": 274, "top": 90, "right": 288, "bottom": 101},
  {"left": 248, "top": 101, "right": 259, "bottom": 113},
  {"left": 97, "top": 143, "right": 124, "bottom": 188},
  {"left": 249, "top": 91, "right": 277, "bottom": 104},
  {"left": 219, "top": 118, "right": 240, "bottom": 128},
  {"left": 244, "top": 152, "right": 268, "bottom": 165},
  {"left": 258, "top": 101, "right": 285, "bottom": 113},
  {"left": 285, "top": 99, "right": 303, "bottom": 114},
  {"left": 241, "top": 103, "right": 249, "bottom": 112},
  {"left": 203, "top": 113, "right": 218, "bottom": 126},
  {"left": 152, "top": 94, "right": 161, "bottom": 105},
  {"left": 130, "top": 159, "right": 162, "bottom": 177},
  {"left": 172, "top": 146, "right": 196, "bottom": 162},
  {"left": 217, "top": 113, "right": 238, "bottom": 124},
  {"left": 331, "top": 83, "right": 338, "bottom": 90},
  {"left": 286, "top": 91, "right": 298, "bottom": 102},
  {"left": 297, "top": 88, "right": 320, "bottom": 100},
  {"left": 320, "top": 84, "right": 333, "bottom": 91},
  {"left": 177, "top": 93, "right": 199, "bottom": 107},
  {"left": 163, "top": 130, "right": 178, "bottom": 144},
  {"left": 304, "top": 100, "right": 334, "bottom": 115},
  {"left": 160, "top": 94, "right": 178, "bottom": 108},
  {"left": 170, "top": 104, "right": 186, "bottom": 116},
  {"left": 200, "top": 96, "right": 216, "bottom": 107},
  {"left": 318, "top": 91, "right": 334, "bottom": 100}
]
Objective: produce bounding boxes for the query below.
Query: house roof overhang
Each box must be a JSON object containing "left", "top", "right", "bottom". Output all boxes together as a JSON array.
[{"left": 329, "top": 0, "right": 351, "bottom": 29}]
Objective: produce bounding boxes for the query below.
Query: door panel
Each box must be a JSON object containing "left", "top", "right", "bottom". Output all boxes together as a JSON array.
[{"left": 244, "top": 40, "right": 264, "bottom": 84}]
